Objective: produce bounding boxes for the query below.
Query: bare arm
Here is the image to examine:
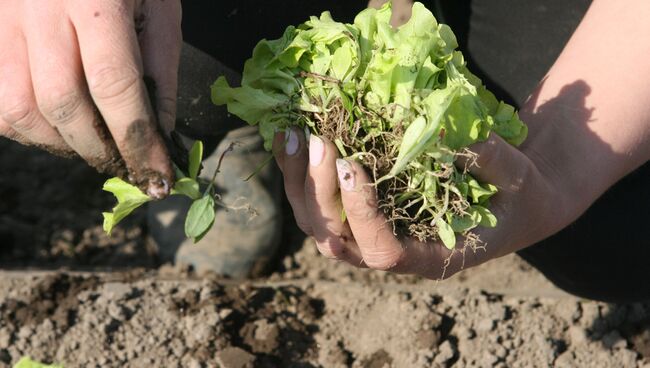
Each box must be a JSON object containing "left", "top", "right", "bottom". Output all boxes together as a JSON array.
[{"left": 521, "top": 0, "right": 650, "bottom": 229}]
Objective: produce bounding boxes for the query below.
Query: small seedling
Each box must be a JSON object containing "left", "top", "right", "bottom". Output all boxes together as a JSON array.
[
  {"left": 13, "top": 357, "right": 63, "bottom": 368},
  {"left": 102, "top": 140, "right": 232, "bottom": 243}
]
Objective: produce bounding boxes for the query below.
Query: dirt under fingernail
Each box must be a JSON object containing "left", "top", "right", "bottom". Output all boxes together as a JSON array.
[{"left": 146, "top": 177, "right": 170, "bottom": 199}]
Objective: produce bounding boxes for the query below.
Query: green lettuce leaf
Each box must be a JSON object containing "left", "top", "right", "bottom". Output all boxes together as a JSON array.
[
  {"left": 14, "top": 356, "right": 63, "bottom": 368},
  {"left": 102, "top": 178, "right": 152, "bottom": 235}
]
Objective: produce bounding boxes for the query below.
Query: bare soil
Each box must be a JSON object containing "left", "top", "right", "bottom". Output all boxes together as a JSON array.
[{"left": 2, "top": 140, "right": 650, "bottom": 368}]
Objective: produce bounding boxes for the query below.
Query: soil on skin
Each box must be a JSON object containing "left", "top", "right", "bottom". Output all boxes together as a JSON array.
[{"left": 3, "top": 130, "right": 650, "bottom": 368}]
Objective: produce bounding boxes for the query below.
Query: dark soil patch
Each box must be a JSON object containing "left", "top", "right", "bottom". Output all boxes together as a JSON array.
[
  {"left": 0, "top": 274, "right": 100, "bottom": 333},
  {"left": 0, "top": 140, "right": 157, "bottom": 271}
]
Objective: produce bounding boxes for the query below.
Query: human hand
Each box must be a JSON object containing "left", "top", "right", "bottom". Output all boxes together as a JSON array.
[
  {"left": 0, "top": 0, "right": 182, "bottom": 198},
  {"left": 273, "top": 129, "right": 561, "bottom": 279}
]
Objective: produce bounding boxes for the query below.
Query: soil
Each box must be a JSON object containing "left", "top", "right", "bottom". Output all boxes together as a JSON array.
[{"left": 2, "top": 137, "right": 650, "bottom": 367}]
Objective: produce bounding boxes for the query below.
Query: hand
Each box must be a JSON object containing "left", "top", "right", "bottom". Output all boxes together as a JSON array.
[
  {"left": 0, "top": 0, "right": 182, "bottom": 198},
  {"left": 273, "top": 129, "right": 561, "bottom": 280}
]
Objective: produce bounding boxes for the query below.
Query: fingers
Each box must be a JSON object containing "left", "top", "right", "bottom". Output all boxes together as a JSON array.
[
  {"left": 335, "top": 159, "right": 405, "bottom": 270},
  {"left": 0, "top": 121, "right": 27, "bottom": 144},
  {"left": 274, "top": 129, "right": 491, "bottom": 277},
  {"left": 0, "top": 26, "right": 69, "bottom": 152},
  {"left": 305, "top": 135, "right": 364, "bottom": 264},
  {"left": 138, "top": 0, "right": 182, "bottom": 135},
  {"left": 273, "top": 129, "right": 313, "bottom": 235},
  {"left": 70, "top": 1, "right": 172, "bottom": 197},
  {"left": 461, "top": 133, "right": 533, "bottom": 193},
  {"left": 24, "top": 6, "right": 123, "bottom": 173},
  {"left": 335, "top": 158, "right": 496, "bottom": 278}
]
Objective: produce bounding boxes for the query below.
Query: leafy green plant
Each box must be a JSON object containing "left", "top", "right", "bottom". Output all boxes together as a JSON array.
[
  {"left": 211, "top": 2, "right": 527, "bottom": 249},
  {"left": 13, "top": 357, "right": 63, "bottom": 368},
  {"left": 102, "top": 141, "right": 231, "bottom": 243}
]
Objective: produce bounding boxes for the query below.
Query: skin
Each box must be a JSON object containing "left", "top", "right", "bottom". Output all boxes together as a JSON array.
[
  {"left": 275, "top": 0, "right": 650, "bottom": 279},
  {"left": 0, "top": 0, "right": 182, "bottom": 198}
]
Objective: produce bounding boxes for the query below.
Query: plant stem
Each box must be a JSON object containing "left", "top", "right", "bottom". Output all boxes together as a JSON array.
[{"left": 204, "top": 142, "right": 236, "bottom": 196}]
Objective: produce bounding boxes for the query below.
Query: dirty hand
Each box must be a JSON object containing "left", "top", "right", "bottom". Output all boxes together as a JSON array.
[
  {"left": 0, "top": 0, "right": 182, "bottom": 198},
  {"left": 273, "top": 129, "right": 560, "bottom": 280}
]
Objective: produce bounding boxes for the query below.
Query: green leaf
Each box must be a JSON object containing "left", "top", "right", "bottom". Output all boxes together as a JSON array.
[
  {"left": 184, "top": 195, "right": 216, "bottom": 242},
  {"left": 13, "top": 356, "right": 63, "bottom": 368},
  {"left": 188, "top": 140, "right": 203, "bottom": 179},
  {"left": 389, "top": 86, "right": 459, "bottom": 177},
  {"left": 473, "top": 205, "right": 498, "bottom": 228},
  {"left": 441, "top": 92, "right": 484, "bottom": 150},
  {"left": 172, "top": 178, "right": 201, "bottom": 200},
  {"left": 436, "top": 218, "right": 456, "bottom": 250},
  {"left": 450, "top": 210, "right": 482, "bottom": 233},
  {"left": 102, "top": 178, "right": 151, "bottom": 235},
  {"left": 467, "top": 178, "right": 497, "bottom": 203},
  {"left": 211, "top": 76, "right": 289, "bottom": 127},
  {"left": 173, "top": 164, "right": 187, "bottom": 180},
  {"left": 331, "top": 43, "right": 354, "bottom": 81}
]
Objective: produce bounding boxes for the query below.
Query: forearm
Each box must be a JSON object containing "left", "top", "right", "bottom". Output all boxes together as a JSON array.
[{"left": 520, "top": 0, "right": 650, "bottom": 225}]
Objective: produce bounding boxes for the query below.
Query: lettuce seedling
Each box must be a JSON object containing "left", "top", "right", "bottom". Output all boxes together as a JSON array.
[
  {"left": 211, "top": 2, "right": 527, "bottom": 249},
  {"left": 102, "top": 140, "right": 228, "bottom": 243},
  {"left": 13, "top": 357, "right": 63, "bottom": 368}
]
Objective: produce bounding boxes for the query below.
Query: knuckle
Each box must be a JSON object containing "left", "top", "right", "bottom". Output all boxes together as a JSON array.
[
  {"left": 474, "top": 138, "right": 500, "bottom": 171},
  {"left": 1, "top": 98, "right": 39, "bottom": 132},
  {"left": 364, "top": 250, "right": 404, "bottom": 271},
  {"left": 295, "top": 220, "right": 313, "bottom": 236},
  {"left": 155, "top": 96, "right": 176, "bottom": 117},
  {"left": 315, "top": 238, "right": 346, "bottom": 260},
  {"left": 0, "top": 122, "right": 18, "bottom": 140},
  {"left": 507, "top": 162, "right": 532, "bottom": 194},
  {"left": 154, "top": 96, "right": 177, "bottom": 131},
  {"left": 38, "top": 91, "right": 82, "bottom": 127},
  {"left": 88, "top": 65, "right": 142, "bottom": 101},
  {"left": 345, "top": 198, "right": 379, "bottom": 222},
  {"left": 503, "top": 157, "right": 537, "bottom": 195}
]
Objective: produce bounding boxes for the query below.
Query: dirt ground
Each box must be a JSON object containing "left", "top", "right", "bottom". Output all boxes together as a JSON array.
[{"left": 3, "top": 131, "right": 650, "bottom": 368}]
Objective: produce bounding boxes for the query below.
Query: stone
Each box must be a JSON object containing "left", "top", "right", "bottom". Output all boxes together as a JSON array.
[
  {"left": 0, "top": 328, "right": 11, "bottom": 349},
  {"left": 480, "top": 351, "right": 499, "bottom": 367},
  {"left": 456, "top": 326, "right": 476, "bottom": 340},
  {"left": 554, "top": 351, "right": 575, "bottom": 368},
  {"left": 188, "top": 358, "right": 202, "bottom": 368},
  {"left": 493, "top": 345, "right": 507, "bottom": 359},
  {"left": 434, "top": 340, "right": 455, "bottom": 365},
  {"left": 568, "top": 326, "right": 588, "bottom": 346},
  {"left": 215, "top": 347, "right": 255, "bottom": 368},
  {"left": 477, "top": 319, "right": 495, "bottom": 333},
  {"left": 601, "top": 330, "right": 627, "bottom": 350},
  {"left": 102, "top": 283, "right": 133, "bottom": 300}
]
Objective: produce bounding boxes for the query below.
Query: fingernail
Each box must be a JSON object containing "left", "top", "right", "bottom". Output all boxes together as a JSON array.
[
  {"left": 309, "top": 135, "right": 324, "bottom": 167},
  {"left": 336, "top": 159, "right": 355, "bottom": 191},
  {"left": 285, "top": 129, "right": 299, "bottom": 156}
]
